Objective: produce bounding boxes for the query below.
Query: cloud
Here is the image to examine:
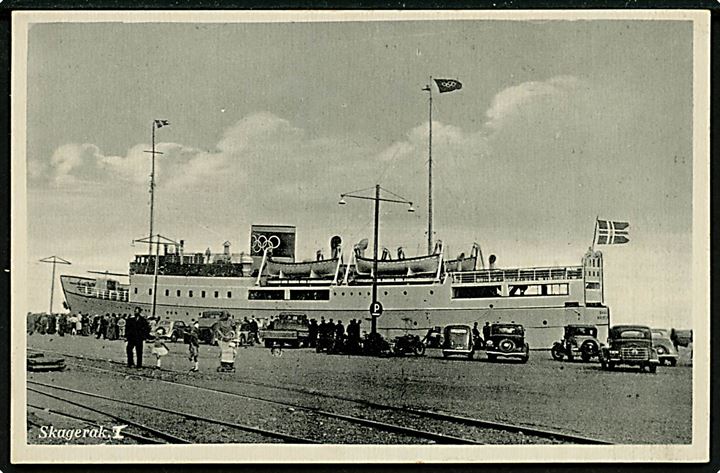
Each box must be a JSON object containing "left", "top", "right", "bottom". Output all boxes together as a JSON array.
[{"left": 484, "top": 75, "right": 582, "bottom": 130}]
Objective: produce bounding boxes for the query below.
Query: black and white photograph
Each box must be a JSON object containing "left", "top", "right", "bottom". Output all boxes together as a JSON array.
[{"left": 11, "top": 10, "right": 710, "bottom": 463}]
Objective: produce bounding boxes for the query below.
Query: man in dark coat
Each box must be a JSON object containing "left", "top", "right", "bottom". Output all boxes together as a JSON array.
[{"left": 125, "top": 307, "right": 150, "bottom": 368}]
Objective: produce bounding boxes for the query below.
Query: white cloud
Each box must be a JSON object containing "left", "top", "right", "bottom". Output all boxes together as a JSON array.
[{"left": 485, "top": 75, "right": 582, "bottom": 130}]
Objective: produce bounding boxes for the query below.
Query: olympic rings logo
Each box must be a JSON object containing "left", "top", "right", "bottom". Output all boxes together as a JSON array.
[{"left": 251, "top": 234, "right": 281, "bottom": 253}]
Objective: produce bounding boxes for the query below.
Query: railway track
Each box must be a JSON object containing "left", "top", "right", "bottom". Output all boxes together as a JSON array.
[
  {"left": 27, "top": 401, "right": 167, "bottom": 444},
  {"left": 27, "top": 348, "right": 613, "bottom": 445},
  {"left": 28, "top": 380, "right": 318, "bottom": 444}
]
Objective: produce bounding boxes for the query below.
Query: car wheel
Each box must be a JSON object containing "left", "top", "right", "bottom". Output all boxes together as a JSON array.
[
  {"left": 414, "top": 344, "right": 426, "bottom": 356},
  {"left": 170, "top": 333, "right": 178, "bottom": 343},
  {"left": 669, "top": 358, "right": 677, "bottom": 367},
  {"left": 442, "top": 352, "right": 449, "bottom": 358},
  {"left": 551, "top": 345, "right": 564, "bottom": 361},
  {"left": 487, "top": 354, "right": 497, "bottom": 362},
  {"left": 467, "top": 351, "right": 474, "bottom": 360},
  {"left": 647, "top": 364, "right": 657, "bottom": 373},
  {"left": 607, "top": 361, "right": 615, "bottom": 371},
  {"left": 581, "top": 351, "right": 591, "bottom": 363},
  {"left": 264, "top": 340, "right": 273, "bottom": 348},
  {"left": 600, "top": 358, "right": 608, "bottom": 370}
]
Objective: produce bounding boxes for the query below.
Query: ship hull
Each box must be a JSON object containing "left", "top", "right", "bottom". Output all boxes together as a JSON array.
[{"left": 61, "top": 274, "right": 609, "bottom": 348}]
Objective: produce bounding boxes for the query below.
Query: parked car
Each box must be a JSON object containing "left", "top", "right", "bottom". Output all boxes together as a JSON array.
[
  {"left": 550, "top": 324, "right": 601, "bottom": 362},
  {"left": 154, "top": 319, "right": 189, "bottom": 343},
  {"left": 483, "top": 323, "right": 529, "bottom": 363},
  {"left": 600, "top": 325, "right": 659, "bottom": 373},
  {"left": 651, "top": 328, "right": 679, "bottom": 366},
  {"left": 261, "top": 312, "right": 309, "bottom": 348},
  {"left": 441, "top": 324, "right": 475, "bottom": 359}
]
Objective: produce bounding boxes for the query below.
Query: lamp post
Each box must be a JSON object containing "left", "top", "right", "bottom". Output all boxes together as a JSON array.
[{"left": 339, "top": 184, "right": 415, "bottom": 336}]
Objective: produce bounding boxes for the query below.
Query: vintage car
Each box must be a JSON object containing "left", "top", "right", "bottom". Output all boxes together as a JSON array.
[
  {"left": 441, "top": 324, "right": 475, "bottom": 359},
  {"left": 483, "top": 323, "right": 529, "bottom": 363},
  {"left": 600, "top": 325, "right": 660, "bottom": 373},
  {"left": 550, "top": 324, "right": 601, "bottom": 362},
  {"left": 261, "top": 312, "right": 310, "bottom": 348},
  {"left": 651, "top": 328, "right": 679, "bottom": 366},
  {"left": 153, "top": 319, "right": 189, "bottom": 343}
]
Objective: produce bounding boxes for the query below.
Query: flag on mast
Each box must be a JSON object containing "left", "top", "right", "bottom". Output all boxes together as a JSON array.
[
  {"left": 154, "top": 119, "right": 170, "bottom": 128},
  {"left": 433, "top": 78, "right": 462, "bottom": 93},
  {"left": 595, "top": 219, "right": 630, "bottom": 245}
]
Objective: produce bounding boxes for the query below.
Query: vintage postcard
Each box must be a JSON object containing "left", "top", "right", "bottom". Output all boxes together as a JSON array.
[{"left": 11, "top": 10, "right": 709, "bottom": 464}]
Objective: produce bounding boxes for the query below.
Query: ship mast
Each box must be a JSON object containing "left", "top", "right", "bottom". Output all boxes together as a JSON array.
[{"left": 423, "top": 78, "right": 434, "bottom": 254}]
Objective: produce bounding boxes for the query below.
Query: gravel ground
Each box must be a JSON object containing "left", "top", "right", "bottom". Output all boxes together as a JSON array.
[{"left": 26, "top": 334, "right": 693, "bottom": 444}]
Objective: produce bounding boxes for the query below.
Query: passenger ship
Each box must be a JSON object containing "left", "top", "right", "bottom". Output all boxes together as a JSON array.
[
  {"left": 60, "top": 85, "right": 611, "bottom": 348},
  {"left": 60, "top": 225, "right": 610, "bottom": 348}
]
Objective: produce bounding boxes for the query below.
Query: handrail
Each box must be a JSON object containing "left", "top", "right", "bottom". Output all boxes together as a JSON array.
[
  {"left": 77, "top": 285, "right": 129, "bottom": 302},
  {"left": 451, "top": 266, "right": 583, "bottom": 284}
]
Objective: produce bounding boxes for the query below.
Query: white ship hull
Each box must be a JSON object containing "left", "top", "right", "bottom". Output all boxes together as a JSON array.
[{"left": 61, "top": 256, "right": 610, "bottom": 349}]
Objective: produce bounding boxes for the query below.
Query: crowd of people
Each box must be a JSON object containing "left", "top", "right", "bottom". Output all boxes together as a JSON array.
[
  {"left": 26, "top": 311, "right": 139, "bottom": 340},
  {"left": 306, "top": 317, "right": 363, "bottom": 353}
]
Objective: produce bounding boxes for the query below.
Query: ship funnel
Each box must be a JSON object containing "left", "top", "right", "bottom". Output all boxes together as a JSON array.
[
  {"left": 330, "top": 235, "right": 342, "bottom": 259},
  {"left": 489, "top": 254, "right": 497, "bottom": 270}
]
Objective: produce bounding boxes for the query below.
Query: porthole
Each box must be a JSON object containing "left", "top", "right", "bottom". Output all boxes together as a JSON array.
[
  {"left": 384, "top": 291, "right": 388, "bottom": 296},
  {"left": 543, "top": 320, "right": 548, "bottom": 326},
  {"left": 429, "top": 290, "right": 434, "bottom": 295},
  {"left": 341, "top": 292, "right": 345, "bottom": 296},
  {"left": 413, "top": 321, "right": 418, "bottom": 326},
  {"left": 350, "top": 292, "right": 353, "bottom": 296},
  {"left": 403, "top": 291, "right": 407, "bottom": 296}
]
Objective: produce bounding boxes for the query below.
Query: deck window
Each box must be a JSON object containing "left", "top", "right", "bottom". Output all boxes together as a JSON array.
[
  {"left": 227, "top": 291, "right": 232, "bottom": 298},
  {"left": 289, "top": 290, "right": 330, "bottom": 301},
  {"left": 452, "top": 286, "right": 501, "bottom": 299},
  {"left": 585, "top": 282, "right": 600, "bottom": 290},
  {"left": 165, "top": 289, "right": 169, "bottom": 297},
  {"left": 134, "top": 287, "right": 138, "bottom": 294},
  {"left": 248, "top": 289, "right": 284, "bottom": 300},
  {"left": 176, "top": 290, "right": 181, "bottom": 297},
  {"left": 214, "top": 291, "right": 219, "bottom": 298},
  {"left": 189, "top": 290, "right": 193, "bottom": 298},
  {"left": 508, "top": 284, "right": 568, "bottom": 297},
  {"left": 148, "top": 288, "right": 152, "bottom": 295},
  {"left": 201, "top": 290, "right": 206, "bottom": 298}
]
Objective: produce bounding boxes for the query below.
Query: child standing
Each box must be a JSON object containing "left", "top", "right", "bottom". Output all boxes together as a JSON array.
[
  {"left": 188, "top": 322, "right": 200, "bottom": 373},
  {"left": 151, "top": 339, "right": 170, "bottom": 369}
]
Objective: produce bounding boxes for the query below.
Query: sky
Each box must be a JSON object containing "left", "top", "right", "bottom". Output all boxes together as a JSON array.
[{"left": 22, "top": 17, "right": 698, "bottom": 328}]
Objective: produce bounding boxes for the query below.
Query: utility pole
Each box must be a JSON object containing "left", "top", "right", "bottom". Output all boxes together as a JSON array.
[{"left": 39, "top": 256, "right": 71, "bottom": 314}]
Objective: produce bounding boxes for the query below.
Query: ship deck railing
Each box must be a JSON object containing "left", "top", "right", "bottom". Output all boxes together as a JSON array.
[
  {"left": 77, "top": 285, "right": 130, "bottom": 302},
  {"left": 450, "top": 266, "right": 583, "bottom": 285}
]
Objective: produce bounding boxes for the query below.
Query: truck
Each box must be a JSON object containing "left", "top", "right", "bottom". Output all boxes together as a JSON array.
[
  {"left": 261, "top": 312, "right": 309, "bottom": 348},
  {"left": 197, "top": 310, "right": 235, "bottom": 345}
]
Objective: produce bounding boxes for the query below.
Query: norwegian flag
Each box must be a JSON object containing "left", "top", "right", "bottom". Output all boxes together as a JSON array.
[
  {"left": 595, "top": 219, "right": 630, "bottom": 245},
  {"left": 154, "top": 119, "right": 170, "bottom": 128},
  {"left": 433, "top": 78, "right": 462, "bottom": 93}
]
